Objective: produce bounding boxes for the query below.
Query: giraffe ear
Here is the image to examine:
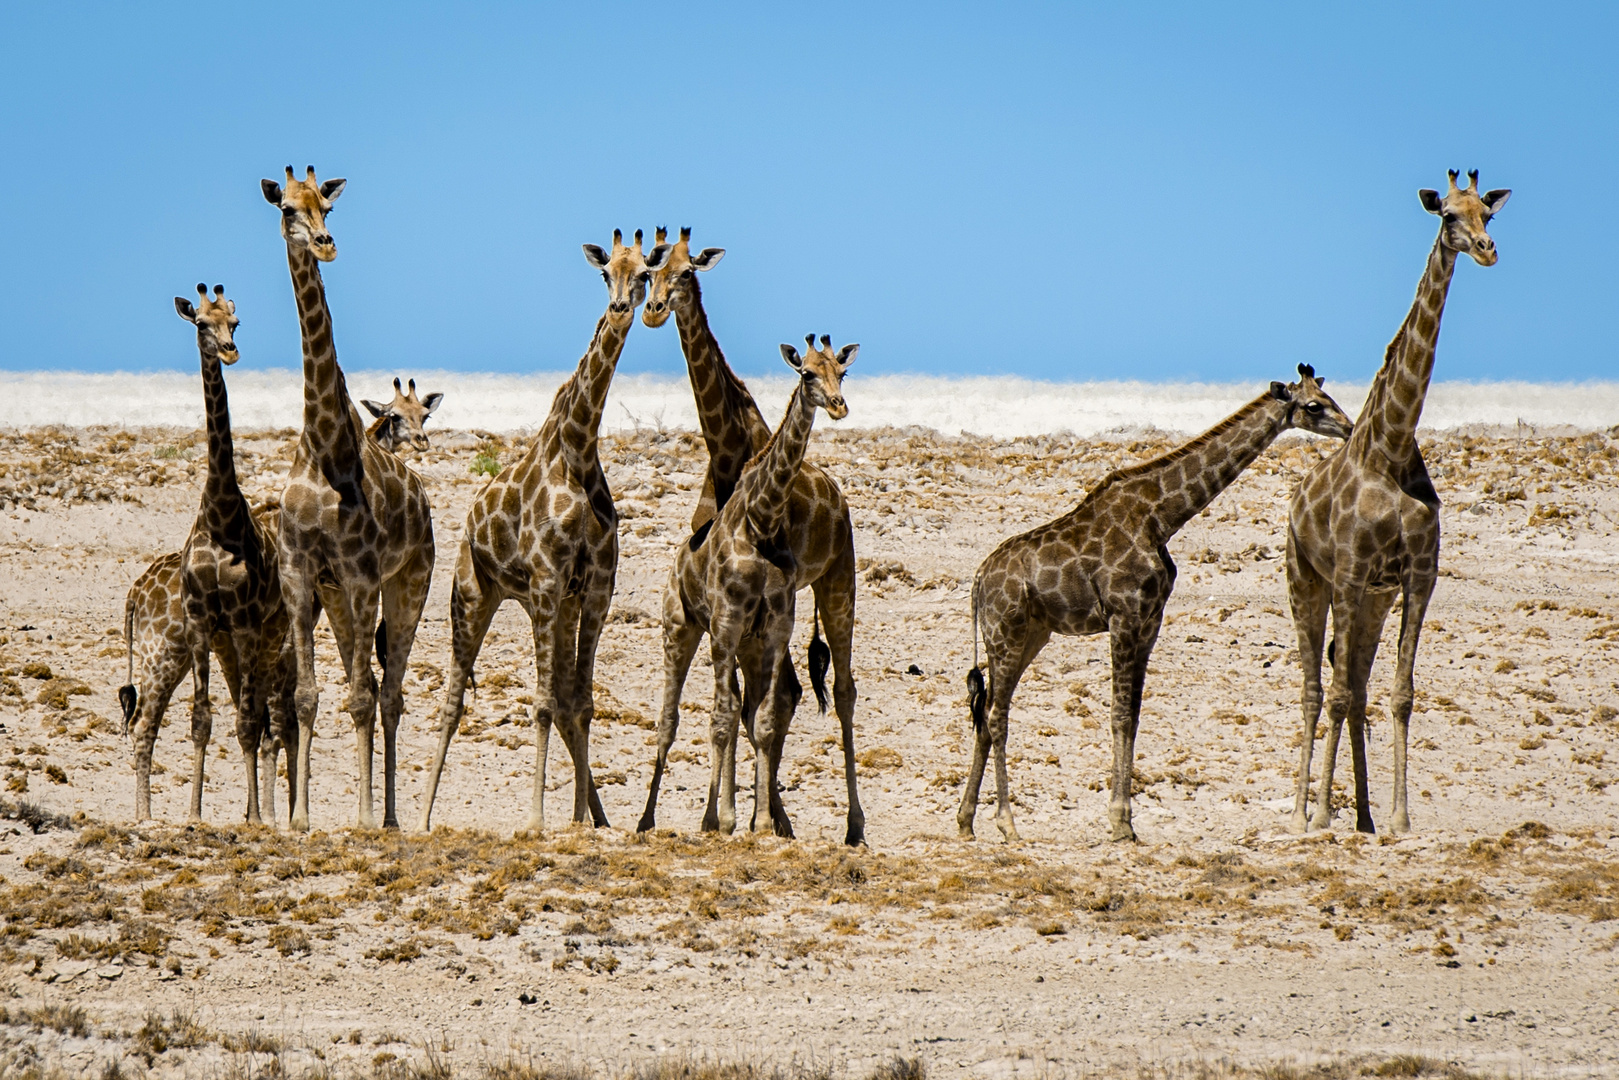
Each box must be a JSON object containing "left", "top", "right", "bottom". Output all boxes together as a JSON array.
[
  {"left": 175, "top": 297, "right": 198, "bottom": 323},
  {"left": 836, "top": 344, "right": 859, "bottom": 368},
  {"left": 1481, "top": 189, "right": 1511, "bottom": 215},
  {"left": 1418, "top": 189, "right": 1444, "bottom": 214},
  {"left": 421, "top": 392, "right": 443, "bottom": 415},
  {"left": 644, "top": 244, "right": 673, "bottom": 271},
  {"left": 780, "top": 344, "right": 804, "bottom": 371},
  {"left": 690, "top": 248, "right": 726, "bottom": 271},
  {"left": 261, "top": 179, "right": 284, "bottom": 206},
  {"left": 1269, "top": 381, "right": 1293, "bottom": 402},
  {"left": 582, "top": 244, "right": 610, "bottom": 269},
  {"left": 320, "top": 178, "right": 347, "bottom": 202},
  {"left": 360, "top": 399, "right": 388, "bottom": 419}
]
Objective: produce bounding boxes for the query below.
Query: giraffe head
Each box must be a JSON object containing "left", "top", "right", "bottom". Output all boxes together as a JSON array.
[
  {"left": 642, "top": 226, "right": 726, "bottom": 328},
  {"left": 175, "top": 283, "right": 240, "bottom": 364},
  {"left": 1270, "top": 364, "right": 1354, "bottom": 440},
  {"left": 582, "top": 229, "right": 670, "bottom": 330},
  {"left": 1419, "top": 170, "right": 1510, "bottom": 267},
  {"left": 780, "top": 334, "right": 857, "bottom": 421},
  {"left": 260, "top": 165, "right": 346, "bottom": 262},
  {"left": 362, "top": 377, "right": 443, "bottom": 453}
]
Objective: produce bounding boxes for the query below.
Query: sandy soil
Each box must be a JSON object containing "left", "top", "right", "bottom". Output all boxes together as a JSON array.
[{"left": 0, "top": 421, "right": 1616, "bottom": 1078}]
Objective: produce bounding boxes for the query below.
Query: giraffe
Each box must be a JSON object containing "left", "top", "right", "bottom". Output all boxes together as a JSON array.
[
  {"left": 961, "top": 370, "right": 1353, "bottom": 842},
  {"left": 640, "top": 335, "right": 857, "bottom": 839},
  {"left": 166, "top": 283, "right": 293, "bottom": 824},
  {"left": 121, "top": 537, "right": 299, "bottom": 824},
  {"left": 262, "top": 165, "right": 437, "bottom": 831},
  {"left": 119, "top": 388, "right": 444, "bottom": 824},
  {"left": 362, "top": 377, "right": 443, "bottom": 453},
  {"left": 1287, "top": 170, "right": 1509, "bottom": 836},
  {"left": 638, "top": 228, "right": 867, "bottom": 846},
  {"left": 416, "top": 229, "right": 669, "bottom": 833}
]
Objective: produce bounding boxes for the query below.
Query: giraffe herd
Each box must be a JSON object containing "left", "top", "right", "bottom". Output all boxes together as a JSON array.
[{"left": 118, "top": 167, "right": 1508, "bottom": 846}]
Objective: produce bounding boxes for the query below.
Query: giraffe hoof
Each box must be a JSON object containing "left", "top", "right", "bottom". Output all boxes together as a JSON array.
[
  {"left": 636, "top": 813, "right": 657, "bottom": 834},
  {"left": 1110, "top": 823, "right": 1137, "bottom": 843},
  {"left": 1287, "top": 814, "right": 1309, "bottom": 835}
]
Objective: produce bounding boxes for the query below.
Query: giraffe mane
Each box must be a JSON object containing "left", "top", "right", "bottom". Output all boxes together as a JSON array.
[{"left": 1065, "top": 394, "right": 1271, "bottom": 513}]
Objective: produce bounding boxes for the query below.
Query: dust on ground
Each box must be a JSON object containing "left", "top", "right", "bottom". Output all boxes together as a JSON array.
[{"left": 0, "top": 423, "right": 1616, "bottom": 1078}]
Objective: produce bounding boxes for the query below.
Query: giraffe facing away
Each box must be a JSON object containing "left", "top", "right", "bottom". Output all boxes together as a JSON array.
[
  {"left": 1287, "top": 171, "right": 1509, "bottom": 836},
  {"left": 417, "top": 229, "right": 669, "bottom": 833},
  {"left": 168, "top": 283, "right": 292, "bottom": 825},
  {"left": 640, "top": 336, "right": 857, "bottom": 838},
  {"left": 262, "top": 166, "right": 437, "bottom": 832},
  {"left": 962, "top": 370, "right": 1353, "bottom": 842},
  {"left": 363, "top": 377, "right": 443, "bottom": 453},
  {"left": 638, "top": 228, "right": 867, "bottom": 847}
]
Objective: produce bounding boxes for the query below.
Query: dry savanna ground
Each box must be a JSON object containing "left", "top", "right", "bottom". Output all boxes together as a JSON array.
[{"left": 0, "top": 421, "right": 1616, "bottom": 1079}]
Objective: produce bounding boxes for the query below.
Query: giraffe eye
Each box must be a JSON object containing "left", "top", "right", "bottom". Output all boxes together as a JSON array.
[{"left": 680, "top": 270, "right": 693, "bottom": 280}]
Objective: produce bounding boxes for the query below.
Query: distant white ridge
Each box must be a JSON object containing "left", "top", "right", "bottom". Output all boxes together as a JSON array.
[{"left": 3, "top": 369, "right": 1617, "bottom": 438}]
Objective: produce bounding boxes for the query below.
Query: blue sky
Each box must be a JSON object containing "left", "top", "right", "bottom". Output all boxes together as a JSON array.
[{"left": 1, "top": 3, "right": 1613, "bottom": 383}]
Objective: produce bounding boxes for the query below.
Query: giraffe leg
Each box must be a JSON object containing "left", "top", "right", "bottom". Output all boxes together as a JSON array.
[
  {"left": 525, "top": 572, "right": 565, "bottom": 835},
  {"left": 957, "top": 695, "right": 994, "bottom": 839},
  {"left": 231, "top": 628, "right": 266, "bottom": 826},
  {"left": 990, "top": 630, "right": 1045, "bottom": 843},
  {"left": 704, "top": 617, "right": 746, "bottom": 834},
  {"left": 549, "top": 592, "right": 597, "bottom": 827},
  {"left": 1345, "top": 591, "right": 1396, "bottom": 835},
  {"left": 283, "top": 561, "right": 322, "bottom": 833},
  {"left": 761, "top": 651, "right": 798, "bottom": 838},
  {"left": 182, "top": 601, "right": 215, "bottom": 822},
  {"left": 1388, "top": 575, "right": 1435, "bottom": 834},
  {"left": 1311, "top": 589, "right": 1355, "bottom": 831},
  {"left": 132, "top": 645, "right": 189, "bottom": 823},
  {"left": 378, "top": 551, "right": 432, "bottom": 830},
  {"left": 343, "top": 586, "right": 383, "bottom": 830},
  {"left": 745, "top": 630, "right": 794, "bottom": 838},
  {"left": 419, "top": 552, "right": 501, "bottom": 832},
  {"left": 813, "top": 564, "right": 864, "bottom": 847},
  {"left": 639, "top": 611, "right": 704, "bottom": 833},
  {"left": 569, "top": 576, "right": 614, "bottom": 828},
  {"left": 1287, "top": 536, "right": 1331, "bottom": 833},
  {"left": 1107, "top": 613, "right": 1160, "bottom": 843}
]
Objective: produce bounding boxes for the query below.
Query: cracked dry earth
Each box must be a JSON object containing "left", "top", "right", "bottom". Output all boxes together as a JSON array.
[{"left": 0, "top": 422, "right": 1616, "bottom": 1078}]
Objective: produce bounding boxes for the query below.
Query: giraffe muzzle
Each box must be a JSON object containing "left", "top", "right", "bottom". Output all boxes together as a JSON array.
[{"left": 1471, "top": 238, "right": 1498, "bottom": 267}]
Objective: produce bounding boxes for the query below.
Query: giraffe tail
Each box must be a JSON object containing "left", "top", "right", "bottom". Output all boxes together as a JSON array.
[
  {"left": 966, "top": 577, "right": 987, "bottom": 733},
  {"left": 808, "top": 602, "right": 830, "bottom": 714},
  {"left": 118, "top": 594, "right": 137, "bottom": 738}
]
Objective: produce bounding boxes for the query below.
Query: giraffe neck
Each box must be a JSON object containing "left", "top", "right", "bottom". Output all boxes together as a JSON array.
[
  {"left": 675, "top": 282, "right": 774, "bottom": 498},
  {"left": 196, "top": 334, "right": 252, "bottom": 538},
  {"left": 1352, "top": 231, "right": 1458, "bottom": 468},
  {"left": 1125, "top": 393, "right": 1291, "bottom": 541},
  {"left": 285, "top": 240, "right": 361, "bottom": 461},
  {"left": 742, "top": 380, "right": 817, "bottom": 541},
  {"left": 544, "top": 313, "right": 630, "bottom": 476}
]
